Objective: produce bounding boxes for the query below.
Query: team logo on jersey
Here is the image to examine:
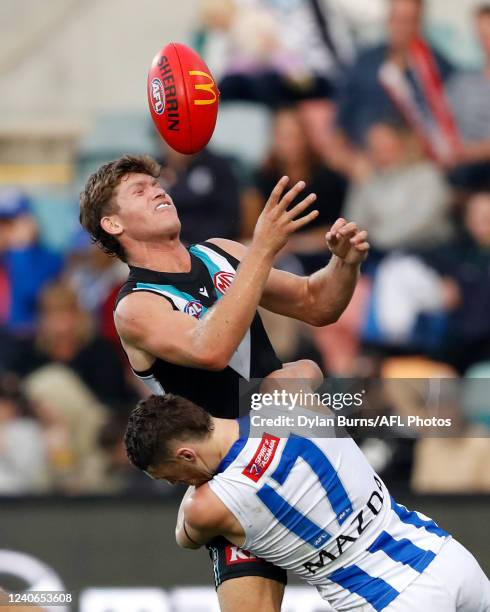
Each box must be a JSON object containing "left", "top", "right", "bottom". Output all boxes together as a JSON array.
[
  {"left": 184, "top": 300, "right": 204, "bottom": 318},
  {"left": 242, "top": 434, "right": 280, "bottom": 482},
  {"left": 225, "top": 545, "right": 258, "bottom": 565},
  {"left": 214, "top": 271, "right": 235, "bottom": 294}
]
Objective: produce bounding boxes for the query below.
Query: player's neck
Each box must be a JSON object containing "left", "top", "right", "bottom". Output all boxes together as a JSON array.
[
  {"left": 211, "top": 418, "right": 240, "bottom": 472},
  {"left": 127, "top": 237, "right": 191, "bottom": 273}
]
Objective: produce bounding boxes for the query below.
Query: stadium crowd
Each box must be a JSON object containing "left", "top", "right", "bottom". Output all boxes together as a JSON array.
[{"left": 0, "top": 0, "right": 490, "bottom": 496}]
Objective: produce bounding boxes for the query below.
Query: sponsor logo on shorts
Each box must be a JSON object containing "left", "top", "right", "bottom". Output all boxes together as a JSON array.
[
  {"left": 150, "top": 77, "right": 165, "bottom": 115},
  {"left": 214, "top": 271, "right": 235, "bottom": 294},
  {"left": 242, "top": 434, "right": 280, "bottom": 482},
  {"left": 225, "top": 545, "right": 258, "bottom": 565},
  {"left": 184, "top": 300, "right": 204, "bottom": 318}
]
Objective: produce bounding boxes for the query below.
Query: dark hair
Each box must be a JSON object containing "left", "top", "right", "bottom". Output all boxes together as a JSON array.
[
  {"left": 79, "top": 155, "right": 161, "bottom": 262},
  {"left": 477, "top": 4, "right": 490, "bottom": 17},
  {"left": 124, "top": 394, "right": 213, "bottom": 471}
]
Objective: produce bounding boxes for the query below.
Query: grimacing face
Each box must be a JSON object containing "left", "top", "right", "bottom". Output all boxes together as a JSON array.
[{"left": 106, "top": 172, "right": 181, "bottom": 242}]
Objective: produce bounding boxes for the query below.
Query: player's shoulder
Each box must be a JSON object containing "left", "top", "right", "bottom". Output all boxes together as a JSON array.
[
  {"left": 185, "top": 483, "right": 231, "bottom": 530},
  {"left": 114, "top": 290, "right": 173, "bottom": 339},
  {"left": 206, "top": 238, "right": 247, "bottom": 261}
]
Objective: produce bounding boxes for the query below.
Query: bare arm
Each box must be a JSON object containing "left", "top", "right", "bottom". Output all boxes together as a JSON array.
[
  {"left": 260, "top": 359, "right": 324, "bottom": 393},
  {"left": 258, "top": 360, "right": 324, "bottom": 408},
  {"left": 175, "top": 486, "right": 201, "bottom": 549},
  {"left": 175, "top": 484, "right": 244, "bottom": 549},
  {"left": 209, "top": 217, "right": 369, "bottom": 327},
  {"left": 457, "top": 139, "right": 490, "bottom": 164},
  {"left": 116, "top": 177, "right": 318, "bottom": 370}
]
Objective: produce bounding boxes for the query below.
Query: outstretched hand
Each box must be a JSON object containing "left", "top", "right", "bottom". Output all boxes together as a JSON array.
[
  {"left": 253, "top": 176, "right": 318, "bottom": 256},
  {"left": 326, "top": 218, "right": 370, "bottom": 265}
]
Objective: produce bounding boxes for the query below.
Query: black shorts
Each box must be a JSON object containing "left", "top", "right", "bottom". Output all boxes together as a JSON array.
[{"left": 207, "top": 536, "right": 287, "bottom": 589}]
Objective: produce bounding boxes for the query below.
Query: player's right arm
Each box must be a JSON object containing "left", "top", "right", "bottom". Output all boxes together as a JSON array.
[
  {"left": 176, "top": 483, "right": 245, "bottom": 549},
  {"left": 115, "top": 177, "right": 318, "bottom": 371}
]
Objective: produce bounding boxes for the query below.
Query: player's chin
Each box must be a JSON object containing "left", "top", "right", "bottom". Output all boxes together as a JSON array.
[{"left": 159, "top": 216, "right": 181, "bottom": 236}]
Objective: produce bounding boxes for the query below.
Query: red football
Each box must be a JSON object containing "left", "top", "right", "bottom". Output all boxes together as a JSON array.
[{"left": 147, "top": 42, "right": 220, "bottom": 154}]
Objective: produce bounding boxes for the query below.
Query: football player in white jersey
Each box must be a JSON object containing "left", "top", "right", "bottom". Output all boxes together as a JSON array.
[{"left": 124, "top": 360, "right": 490, "bottom": 611}]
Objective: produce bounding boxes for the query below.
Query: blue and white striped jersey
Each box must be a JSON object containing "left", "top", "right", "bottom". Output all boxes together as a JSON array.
[{"left": 208, "top": 411, "right": 449, "bottom": 611}]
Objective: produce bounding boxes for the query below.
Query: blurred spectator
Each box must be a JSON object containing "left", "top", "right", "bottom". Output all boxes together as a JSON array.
[
  {"left": 0, "top": 189, "right": 63, "bottom": 334},
  {"left": 336, "top": 0, "right": 453, "bottom": 150},
  {"left": 365, "top": 190, "right": 490, "bottom": 370},
  {"left": 423, "top": 190, "right": 490, "bottom": 372},
  {"left": 378, "top": 358, "right": 490, "bottom": 493},
  {"left": 366, "top": 252, "right": 449, "bottom": 349},
  {"left": 0, "top": 379, "right": 50, "bottom": 494},
  {"left": 64, "top": 233, "right": 127, "bottom": 346},
  {"left": 344, "top": 121, "right": 453, "bottom": 256},
  {"left": 10, "top": 282, "right": 137, "bottom": 407},
  {"left": 97, "top": 413, "right": 176, "bottom": 496},
  {"left": 463, "top": 362, "right": 490, "bottom": 429},
  {"left": 381, "top": 357, "right": 459, "bottom": 423},
  {"left": 412, "top": 436, "right": 490, "bottom": 492},
  {"left": 446, "top": 4, "right": 490, "bottom": 190},
  {"left": 22, "top": 364, "right": 108, "bottom": 493},
  {"left": 0, "top": 326, "right": 17, "bottom": 374},
  {"left": 246, "top": 106, "right": 348, "bottom": 274},
  {"left": 198, "top": 0, "right": 355, "bottom": 107},
  {"left": 198, "top": 0, "right": 356, "bottom": 163},
  {"left": 156, "top": 142, "right": 241, "bottom": 245}
]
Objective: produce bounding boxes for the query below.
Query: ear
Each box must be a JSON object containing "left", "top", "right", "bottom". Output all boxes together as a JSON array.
[
  {"left": 100, "top": 215, "right": 123, "bottom": 237},
  {"left": 176, "top": 447, "right": 196, "bottom": 462}
]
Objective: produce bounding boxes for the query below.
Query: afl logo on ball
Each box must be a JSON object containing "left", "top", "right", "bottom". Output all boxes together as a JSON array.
[
  {"left": 184, "top": 300, "right": 204, "bottom": 318},
  {"left": 150, "top": 77, "right": 165, "bottom": 115},
  {"left": 214, "top": 271, "right": 235, "bottom": 294}
]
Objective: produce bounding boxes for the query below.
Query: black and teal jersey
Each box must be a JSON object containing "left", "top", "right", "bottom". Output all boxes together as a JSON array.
[{"left": 115, "top": 241, "right": 282, "bottom": 418}]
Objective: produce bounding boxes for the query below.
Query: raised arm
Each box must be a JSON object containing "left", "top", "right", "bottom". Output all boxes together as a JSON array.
[
  {"left": 116, "top": 177, "right": 318, "bottom": 370},
  {"left": 209, "top": 217, "right": 369, "bottom": 327}
]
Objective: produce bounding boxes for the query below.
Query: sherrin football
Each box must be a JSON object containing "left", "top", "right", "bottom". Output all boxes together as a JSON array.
[{"left": 148, "top": 42, "right": 220, "bottom": 154}]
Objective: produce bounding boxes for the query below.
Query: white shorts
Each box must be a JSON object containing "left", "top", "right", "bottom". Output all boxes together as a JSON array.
[{"left": 386, "top": 537, "right": 490, "bottom": 612}]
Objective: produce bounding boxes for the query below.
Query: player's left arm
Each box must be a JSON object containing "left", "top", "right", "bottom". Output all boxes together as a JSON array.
[
  {"left": 176, "top": 484, "right": 244, "bottom": 550},
  {"left": 260, "top": 359, "right": 323, "bottom": 394},
  {"left": 208, "top": 218, "right": 369, "bottom": 326}
]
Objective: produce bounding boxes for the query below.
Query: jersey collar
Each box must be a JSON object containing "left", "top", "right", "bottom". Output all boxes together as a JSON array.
[{"left": 214, "top": 414, "right": 250, "bottom": 474}]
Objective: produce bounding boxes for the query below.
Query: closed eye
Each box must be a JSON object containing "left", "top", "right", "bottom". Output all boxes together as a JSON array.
[{"left": 130, "top": 181, "right": 147, "bottom": 196}]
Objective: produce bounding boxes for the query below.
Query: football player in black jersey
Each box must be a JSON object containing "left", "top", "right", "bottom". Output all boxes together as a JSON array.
[{"left": 80, "top": 154, "right": 369, "bottom": 612}]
